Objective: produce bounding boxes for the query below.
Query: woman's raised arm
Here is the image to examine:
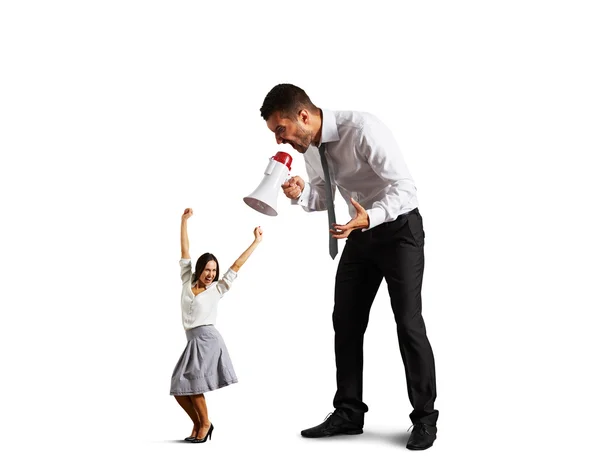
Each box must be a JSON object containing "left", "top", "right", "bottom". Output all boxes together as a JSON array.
[
  {"left": 230, "top": 227, "right": 263, "bottom": 273},
  {"left": 180, "top": 208, "right": 193, "bottom": 259}
]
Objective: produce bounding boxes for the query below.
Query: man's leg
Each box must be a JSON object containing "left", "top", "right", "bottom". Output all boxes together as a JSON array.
[
  {"left": 301, "top": 233, "right": 382, "bottom": 438},
  {"left": 378, "top": 210, "right": 438, "bottom": 448},
  {"left": 332, "top": 234, "right": 384, "bottom": 424}
]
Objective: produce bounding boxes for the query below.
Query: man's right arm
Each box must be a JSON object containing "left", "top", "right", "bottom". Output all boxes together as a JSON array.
[{"left": 289, "top": 160, "right": 330, "bottom": 212}]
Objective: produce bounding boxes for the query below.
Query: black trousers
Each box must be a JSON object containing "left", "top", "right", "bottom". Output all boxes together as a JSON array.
[{"left": 332, "top": 208, "right": 439, "bottom": 426}]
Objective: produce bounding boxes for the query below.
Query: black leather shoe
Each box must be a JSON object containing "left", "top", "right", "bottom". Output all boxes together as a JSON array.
[
  {"left": 300, "top": 411, "right": 363, "bottom": 438},
  {"left": 190, "top": 424, "right": 214, "bottom": 443},
  {"left": 406, "top": 423, "right": 437, "bottom": 450}
]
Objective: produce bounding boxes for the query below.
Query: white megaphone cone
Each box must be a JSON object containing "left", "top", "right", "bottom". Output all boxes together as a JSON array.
[{"left": 243, "top": 151, "right": 293, "bottom": 216}]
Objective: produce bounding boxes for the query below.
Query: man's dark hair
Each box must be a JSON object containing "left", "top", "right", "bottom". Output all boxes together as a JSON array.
[{"left": 260, "top": 84, "right": 318, "bottom": 121}]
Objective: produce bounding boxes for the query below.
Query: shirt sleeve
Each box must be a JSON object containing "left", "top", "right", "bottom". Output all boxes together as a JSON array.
[
  {"left": 358, "top": 119, "right": 417, "bottom": 230},
  {"left": 179, "top": 258, "right": 192, "bottom": 284},
  {"left": 215, "top": 267, "right": 238, "bottom": 296},
  {"left": 291, "top": 156, "right": 333, "bottom": 212}
]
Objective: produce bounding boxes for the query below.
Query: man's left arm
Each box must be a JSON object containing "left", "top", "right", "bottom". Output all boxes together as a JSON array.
[
  {"left": 358, "top": 119, "right": 417, "bottom": 231},
  {"left": 331, "top": 119, "right": 417, "bottom": 239}
]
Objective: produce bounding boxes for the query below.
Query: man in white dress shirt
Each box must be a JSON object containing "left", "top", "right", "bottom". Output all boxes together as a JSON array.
[{"left": 260, "top": 84, "right": 439, "bottom": 450}]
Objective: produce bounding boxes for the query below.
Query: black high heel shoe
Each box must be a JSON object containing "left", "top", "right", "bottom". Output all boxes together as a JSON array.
[
  {"left": 191, "top": 424, "right": 214, "bottom": 443},
  {"left": 185, "top": 424, "right": 202, "bottom": 441}
]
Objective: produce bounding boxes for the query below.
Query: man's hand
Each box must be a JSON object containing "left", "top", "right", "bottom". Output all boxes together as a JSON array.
[
  {"left": 282, "top": 176, "right": 305, "bottom": 200},
  {"left": 330, "top": 198, "right": 370, "bottom": 239}
]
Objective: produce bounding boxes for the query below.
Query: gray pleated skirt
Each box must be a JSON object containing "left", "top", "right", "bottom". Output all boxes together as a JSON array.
[{"left": 170, "top": 325, "right": 238, "bottom": 396}]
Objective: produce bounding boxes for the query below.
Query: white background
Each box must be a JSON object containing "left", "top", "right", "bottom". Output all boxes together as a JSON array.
[{"left": 1, "top": 1, "right": 599, "bottom": 465}]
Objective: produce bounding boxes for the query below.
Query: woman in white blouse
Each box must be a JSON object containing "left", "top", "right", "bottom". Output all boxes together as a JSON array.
[{"left": 170, "top": 207, "right": 262, "bottom": 443}]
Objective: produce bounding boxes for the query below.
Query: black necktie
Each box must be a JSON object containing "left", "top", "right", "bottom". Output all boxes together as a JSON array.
[{"left": 319, "top": 143, "right": 338, "bottom": 259}]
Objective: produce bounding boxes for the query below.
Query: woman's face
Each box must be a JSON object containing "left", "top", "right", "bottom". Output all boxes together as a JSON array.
[{"left": 198, "top": 260, "right": 217, "bottom": 287}]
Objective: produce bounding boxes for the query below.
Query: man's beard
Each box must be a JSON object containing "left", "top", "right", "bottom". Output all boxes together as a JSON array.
[{"left": 294, "top": 125, "right": 313, "bottom": 153}]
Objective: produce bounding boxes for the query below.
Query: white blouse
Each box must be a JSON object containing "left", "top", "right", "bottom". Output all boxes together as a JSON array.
[{"left": 179, "top": 258, "right": 237, "bottom": 330}]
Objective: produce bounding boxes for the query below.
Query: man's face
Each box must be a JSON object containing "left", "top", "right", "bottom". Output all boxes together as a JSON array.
[{"left": 266, "top": 111, "right": 313, "bottom": 154}]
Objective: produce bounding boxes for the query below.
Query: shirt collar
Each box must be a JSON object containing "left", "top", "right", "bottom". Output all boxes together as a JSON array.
[{"left": 318, "top": 109, "right": 340, "bottom": 146}]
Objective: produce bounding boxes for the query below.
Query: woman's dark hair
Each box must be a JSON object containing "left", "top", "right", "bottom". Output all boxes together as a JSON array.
[
  {"left": 260, "top": 83, "right": 318, "bottom": 120},
  {"left": 193, "top": 253, "right": 220, "bottom": 283}
]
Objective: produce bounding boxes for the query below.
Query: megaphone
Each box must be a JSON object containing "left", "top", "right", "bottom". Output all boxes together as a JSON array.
[{"left": 243, "top": 151, "right": 293, "bottom": 216}]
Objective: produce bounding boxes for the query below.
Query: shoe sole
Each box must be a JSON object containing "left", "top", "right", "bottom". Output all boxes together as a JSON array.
[
  {"left": 301, "top": 429, "right": 363, "bottom": 438},
  {"left": 406, "top": 439, "right": 436, "bottom": 450}
]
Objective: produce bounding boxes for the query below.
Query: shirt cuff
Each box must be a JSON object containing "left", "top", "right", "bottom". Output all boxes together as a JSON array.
[
  {"left": 363, "top": 207, "right": 386, "bottom": 231},
  {"left": 291, "top": 182, "right": 311, "bottom": 207},
  {"left": 224, "top": 267, "right": 238, "bottom": 279}
]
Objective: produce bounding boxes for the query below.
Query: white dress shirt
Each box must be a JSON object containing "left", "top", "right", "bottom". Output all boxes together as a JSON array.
[
  {"left": 179, "top": 259, "right": 237, "bottom": 330},
  {"left": 293, "top": 109, "right": 418, "bottom": 230}
]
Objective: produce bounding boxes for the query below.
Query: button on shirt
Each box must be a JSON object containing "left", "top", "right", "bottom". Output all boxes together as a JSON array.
[
  {"left": 293, "top": 109, "right": 418, "bottom": 230},
  {"left": 179, "top": 259, "right": 237, "bottom": 330}
]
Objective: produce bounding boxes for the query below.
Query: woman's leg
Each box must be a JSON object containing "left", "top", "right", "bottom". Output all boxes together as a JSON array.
[
  {"left": 190, "top": 394, "right": 211, "bottom": 439},
  {"left": 174, "top": 395, "right": 201, "bottom": 438}
]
